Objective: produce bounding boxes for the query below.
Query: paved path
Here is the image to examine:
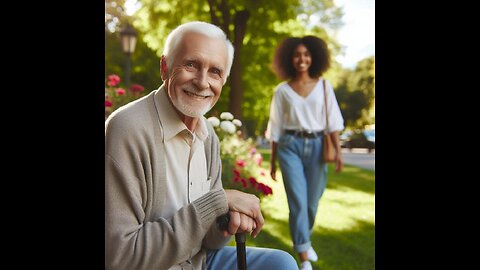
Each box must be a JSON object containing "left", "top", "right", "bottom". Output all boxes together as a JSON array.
[{"left": 341, "top": 148, "right": 375, "bottom": 171}]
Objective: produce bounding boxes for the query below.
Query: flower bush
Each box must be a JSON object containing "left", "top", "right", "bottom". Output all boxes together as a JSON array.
[
  {"left": 105, "top": 74, "right": 145, "bottom": 119},
  {"left": 207, "top": 112, "right": 273, "bottom": 199}
]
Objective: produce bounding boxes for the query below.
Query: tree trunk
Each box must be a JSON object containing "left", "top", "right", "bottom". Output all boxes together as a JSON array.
[{"left": 228, "top": 10, "right": 249, "bottom": 121}]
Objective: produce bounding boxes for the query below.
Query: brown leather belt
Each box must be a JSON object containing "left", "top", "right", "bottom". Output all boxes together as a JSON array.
[{"left": 285, "top": 130, "right": 323, "bottom": 138}]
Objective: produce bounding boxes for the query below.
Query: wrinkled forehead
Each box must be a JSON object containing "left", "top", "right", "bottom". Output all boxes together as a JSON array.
[{"left": 177, "top": 32, "right": 228, "bottom": 67}]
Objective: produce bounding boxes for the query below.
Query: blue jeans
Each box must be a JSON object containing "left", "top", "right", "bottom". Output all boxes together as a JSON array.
[
  {"left": 277, "top": 133, "right": 327, "bottom": 253},
  {"left": 206, "top": 246, "right": 298, "bottom": 270}
]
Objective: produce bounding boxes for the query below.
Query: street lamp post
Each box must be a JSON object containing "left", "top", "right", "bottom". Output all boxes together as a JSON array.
[{"left": 119, "top": 24, "right": 137, "bottom": 88}]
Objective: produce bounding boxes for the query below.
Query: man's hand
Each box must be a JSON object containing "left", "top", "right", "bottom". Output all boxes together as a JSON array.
[
  {"left": 220, "top": 211, "right": 258, "bottom": 238},
  {"left": 224, "top": 189, "right": 264, "bottom": 238}
]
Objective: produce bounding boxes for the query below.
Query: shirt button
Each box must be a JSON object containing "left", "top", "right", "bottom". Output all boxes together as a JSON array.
[{"left": 190, "top": 182, "right": 193, "bottom": 186}]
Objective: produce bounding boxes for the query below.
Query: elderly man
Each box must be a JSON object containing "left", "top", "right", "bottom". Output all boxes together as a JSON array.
[{"left": 105, "top": 21, "right": 298, "bottom": 270}]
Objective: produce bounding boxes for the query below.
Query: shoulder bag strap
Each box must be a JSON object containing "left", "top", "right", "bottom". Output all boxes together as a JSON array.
[{"left": 323, "top": 79, "right": 329, "bottom": 134}]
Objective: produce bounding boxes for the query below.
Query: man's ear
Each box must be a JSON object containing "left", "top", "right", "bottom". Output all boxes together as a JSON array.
[{"left": 160, "top": 55, "right": 168, "bottom": 80}]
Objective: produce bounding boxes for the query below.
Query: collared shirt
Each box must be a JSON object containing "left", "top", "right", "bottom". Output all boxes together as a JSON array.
[
  {"left": 156, "top": 89, "right": 210, "bottom": 218},
  {"left": 266, "top": 79, "right": 344, "bottom": 142}
]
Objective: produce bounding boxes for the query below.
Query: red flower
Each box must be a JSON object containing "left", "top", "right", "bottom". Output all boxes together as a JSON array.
[
  {"left": 115, "top": 88, "right": 126, "bottom": 95},
  {"left": 257, "top": 183, "right": 273, "bottom": 195},
  {"left": 107, "top": 74, "right": 120, "bottom": 87},
  {"left": 240, "top": 178, "right": 247, "bottom": 188},
  {"left": 248, "top": 177, "right": 257, "bottom": 188},
  {"left": 129, "top": 84, "right": 145, "bottom": 93},
  {"left": 236, "top": 160, "right": 246, "bottom": 167},
  {"left": 105, "top": 74, "right": 147, "bottom": 119}
]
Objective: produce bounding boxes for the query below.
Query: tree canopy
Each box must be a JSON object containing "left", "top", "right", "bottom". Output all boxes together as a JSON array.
[{"left": 105, "top": 0, "right": 375, "bottom": 135}]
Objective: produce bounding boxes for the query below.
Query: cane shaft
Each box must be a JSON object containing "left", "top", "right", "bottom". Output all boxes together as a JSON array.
[{"left": 235, "top": 233, "right": 247, "bottom": 270}]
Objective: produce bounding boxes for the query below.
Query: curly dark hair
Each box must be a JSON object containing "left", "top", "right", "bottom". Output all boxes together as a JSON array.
[{"left": 271, "top": 35, "right": 331, "bottom": 80}]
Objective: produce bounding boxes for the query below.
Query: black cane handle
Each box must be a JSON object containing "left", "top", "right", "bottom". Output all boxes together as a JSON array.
[
  {"left": 217, "top": 213, "right": 247, "bottom": 243},
  {"left": 217, "top": 213, "right": 230, "bottom": 231}
]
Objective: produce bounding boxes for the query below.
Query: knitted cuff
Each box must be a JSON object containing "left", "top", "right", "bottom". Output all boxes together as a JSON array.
[{"left": 192, "top": 189, "right": 228, "bottom": 226}]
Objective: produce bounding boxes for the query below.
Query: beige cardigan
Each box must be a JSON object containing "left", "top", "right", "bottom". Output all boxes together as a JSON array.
[{"left": 105, "top": 86, "right": 230, "bottom": 270}]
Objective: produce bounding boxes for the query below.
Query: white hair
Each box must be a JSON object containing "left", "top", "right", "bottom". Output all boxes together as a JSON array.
[{"left": 162, "top": 21, "right": 234, "bottom": 84}]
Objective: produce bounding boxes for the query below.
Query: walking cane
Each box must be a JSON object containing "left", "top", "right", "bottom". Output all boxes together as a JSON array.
[{"left": 217, "top": 214, "right": 247, "bottom": 270}]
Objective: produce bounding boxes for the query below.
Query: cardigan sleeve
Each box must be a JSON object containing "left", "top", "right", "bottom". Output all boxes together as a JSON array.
[
  {"left": 105, "top": 103, "right": 229, "bottom": 270},
  {"left": 202, "top": 124, "right": 233, "bottom": 249}
]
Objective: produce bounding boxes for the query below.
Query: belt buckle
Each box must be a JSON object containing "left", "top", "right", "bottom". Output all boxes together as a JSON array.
[{"left": 304, "top": 131, "right": 314, "bottom": 138}]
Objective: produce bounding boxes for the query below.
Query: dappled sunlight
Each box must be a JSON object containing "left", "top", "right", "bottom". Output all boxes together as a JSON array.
[
  {"left": 260, "top": 174, "right": 291, "bottom": 221},
  {"left": 310, "top": 220, "right": 375, "bottom": 270},
  {"left": 315, "top": 188, "right": 375, "bottom": 231},
  {"left": 245, "top": 150, "right": 375, "bottom": 269},
  {"left": 326, "top": 164, "right": 375, "bottom": 195},
  {"left": 261, "top": 215, "right": 296, "bottom": 250},
  {"left": 334, "top": 165, "right": 375, "bottom": 182}
]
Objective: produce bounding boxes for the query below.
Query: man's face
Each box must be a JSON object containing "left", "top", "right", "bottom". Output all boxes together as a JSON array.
[{"left": 164, "top": 32, "right": 228, "bottom": 118}]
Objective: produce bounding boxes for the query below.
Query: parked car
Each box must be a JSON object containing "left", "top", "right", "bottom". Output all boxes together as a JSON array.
[
  {"left": 339, "top": 131, "right": 352, "bottom": 148},
  {"left": 342, "top": 129, "right": 375, "bottom": 152}
]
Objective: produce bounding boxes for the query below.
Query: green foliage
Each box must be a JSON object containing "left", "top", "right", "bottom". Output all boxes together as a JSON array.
[
  {"left": 105, "top": 29, "right": 161, "bottom": 95},
  {"left": 107, "top": 0, "right": 374, "bottom": 135},
  {"left": 335, "top": 56, "right": 375, "bottom": 130},
  {"left": 133, "top": 0, "right": 345, "bottom": 137}
]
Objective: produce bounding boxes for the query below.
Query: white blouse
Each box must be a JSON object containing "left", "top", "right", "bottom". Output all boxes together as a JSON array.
[{"left": 266, "top": 78, "right": 344, "bottom": 142}]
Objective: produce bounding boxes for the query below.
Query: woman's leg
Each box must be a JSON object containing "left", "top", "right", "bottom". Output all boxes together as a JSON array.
[
  {"left": 304, "top": 137, "right": 327, "bottom": 232},
  {"left": 277, "top": 134, "right": 311, "bottom": 254}
]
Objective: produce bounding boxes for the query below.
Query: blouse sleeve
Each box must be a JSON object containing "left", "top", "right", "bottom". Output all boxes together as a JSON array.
[
  {"left": 325, "top": 79, "right": 345, "bottom": 133},
  {"left": 265, "top": 86, "right": 284, "bottom": 142}
]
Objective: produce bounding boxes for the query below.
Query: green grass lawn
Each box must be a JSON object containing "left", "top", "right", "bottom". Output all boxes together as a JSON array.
[{"left": 227, "top": 148, "right": 375, "bottom": 270}]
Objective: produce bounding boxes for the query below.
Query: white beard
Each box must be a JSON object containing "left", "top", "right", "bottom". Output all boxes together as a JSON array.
[{"left": 171, "top": 97, "right": 213, "bottom": 117}]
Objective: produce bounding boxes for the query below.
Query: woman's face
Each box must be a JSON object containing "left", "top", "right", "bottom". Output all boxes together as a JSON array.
[{"left": 292, "top": 44, "right": 311, "bottom": 73}]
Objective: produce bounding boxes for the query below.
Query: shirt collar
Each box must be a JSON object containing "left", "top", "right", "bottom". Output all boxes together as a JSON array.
[{"left": 155, "top": 84, "right": 209, "bottom": 142}]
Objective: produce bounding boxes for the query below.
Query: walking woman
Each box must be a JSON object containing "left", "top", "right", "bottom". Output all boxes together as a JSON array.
[{"left": 265, "top": 36, "right": 344, "bottom": 270}]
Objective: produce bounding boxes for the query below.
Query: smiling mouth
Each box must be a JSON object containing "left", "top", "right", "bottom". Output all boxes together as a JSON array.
[{"left": 183, "top": 89, "right": 213, "bottom": 99}]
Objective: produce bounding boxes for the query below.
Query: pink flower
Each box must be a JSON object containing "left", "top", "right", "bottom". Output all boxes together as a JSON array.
[
  {"left": 105, "top": 74, "right": 147, "bottom": 119},
  {"left": 129, "top": 84, "right": 145, "bottom": 93},
  {"left": 253, "top": 153, "right": 263, "bottom": 165},
  {"left": 236, "top": 160, "right": 246, "bottom": 167},
  {"left": 115, "top": 88, "right": 126, "bottom": 95},
  {"left": 107, "top": 74, "right": 120, "bottom": 86}
]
